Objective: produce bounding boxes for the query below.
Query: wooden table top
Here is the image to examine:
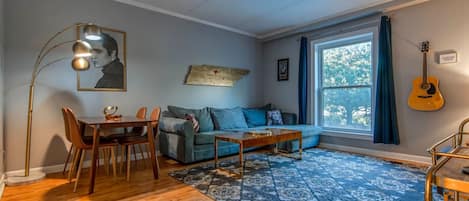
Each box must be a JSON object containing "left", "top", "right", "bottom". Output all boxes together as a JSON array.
[
  {"left": 78, "top": 116, "right": 152, "bottom": 125},
  {"left": 215, "top": 129, "right": 300, "bottom": 141},
  {"left": 434, "top": 147, "right": 469, "bottom": 192}
]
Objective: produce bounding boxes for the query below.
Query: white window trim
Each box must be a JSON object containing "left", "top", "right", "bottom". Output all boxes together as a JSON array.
[{"left": 310, "top": 27, "right": 379, "bottom": 138}]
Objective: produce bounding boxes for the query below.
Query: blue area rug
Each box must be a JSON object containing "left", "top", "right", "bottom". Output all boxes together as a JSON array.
[{"left": 169, "top": 148, "right": 443, "bottom": 201}]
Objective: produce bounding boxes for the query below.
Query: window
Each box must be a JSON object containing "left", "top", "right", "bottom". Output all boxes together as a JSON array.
[{"left": 314, "top": 31, "right": 376, "bottom": 134}]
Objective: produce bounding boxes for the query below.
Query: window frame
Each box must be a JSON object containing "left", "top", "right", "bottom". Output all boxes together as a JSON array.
[{"left": 312, "top": 27, "right": 378, "bottom": 136}]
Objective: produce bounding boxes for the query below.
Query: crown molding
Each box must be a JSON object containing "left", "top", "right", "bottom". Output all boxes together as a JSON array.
[
  {"left": 115, "top": 0, "right": 258, "bottom": 38},
  {"left": 115, "top": 0, "right": 430, "bottom": 41},
  {"left": 257, "top": 0, "right": 393, "bottom": 39}
]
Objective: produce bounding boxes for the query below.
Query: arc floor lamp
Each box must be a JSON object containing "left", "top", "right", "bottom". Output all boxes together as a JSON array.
[{"left": 7, "top": 23, "right": 102, "bottom": 185}]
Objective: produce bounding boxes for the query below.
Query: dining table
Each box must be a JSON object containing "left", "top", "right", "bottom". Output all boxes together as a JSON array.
[{"left": 77, "top": 116, "right": 159, "bottom": 194}]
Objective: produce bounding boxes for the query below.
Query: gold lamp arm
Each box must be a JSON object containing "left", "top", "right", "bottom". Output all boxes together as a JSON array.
[
  {"left": 32, "top": 40, "right": 76, "bottom": 81},
  {"left": 35, "top": 57, "right": 71, "bottom": 77},
  {"left": 24, "top": 23, "right": 88, "bottom": 177},
  {"left": 31, "top": 23, "right": 85, "bottom": 81}
]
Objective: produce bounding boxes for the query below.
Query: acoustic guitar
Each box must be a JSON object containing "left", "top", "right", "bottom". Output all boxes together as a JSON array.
[{"left": 408, "top": 41, "right": 444, "bottom": 111}]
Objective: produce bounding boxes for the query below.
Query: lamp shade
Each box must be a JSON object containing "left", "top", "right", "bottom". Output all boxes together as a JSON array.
[
  {"left": 71, "top": 57, "right": 90, "bottom": 71},
  {"left": 72, "top": 40, "right": 92, "bottom": 57},
  {"left": 83, "top": 24, "right": 102, "bottom": 41}
]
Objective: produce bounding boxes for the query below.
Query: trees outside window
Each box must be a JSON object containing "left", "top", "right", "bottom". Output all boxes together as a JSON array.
[{"left": 314, "top": 32, "right": 374, "bottom": 134}]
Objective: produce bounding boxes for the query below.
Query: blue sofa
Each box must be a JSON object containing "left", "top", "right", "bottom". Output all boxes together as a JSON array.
[{"left": 158, "top": 105, "right": 322, "bottom": 164}]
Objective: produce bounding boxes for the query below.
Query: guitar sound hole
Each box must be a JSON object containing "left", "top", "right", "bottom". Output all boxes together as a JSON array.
[{"left": 427, "top": 83, "right": 436, "bottom": 95}]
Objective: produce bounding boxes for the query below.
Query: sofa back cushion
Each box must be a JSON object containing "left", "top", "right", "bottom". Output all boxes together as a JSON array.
[
  {"left": 242, "top": 108, "right": 267, "bottom": 127},
  {"left": 210, "top": 107, "right": 248, "bottom": 130},
  {"left": 167, "top": 106, "right": 214, "bottom": 132}
]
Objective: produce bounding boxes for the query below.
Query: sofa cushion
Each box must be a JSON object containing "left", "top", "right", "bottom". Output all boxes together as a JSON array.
[
  {"left": 168, "top": 106, "right": 214, "bottom": 132},
  {"left": 195, "top": 131, "right": 226, "bottom": 145},
  {"left": 210, "top": 107, "right": 248, "bottom": 130},
  {"left": 242, "top": 108, "right": 267, "bottom": 127}
]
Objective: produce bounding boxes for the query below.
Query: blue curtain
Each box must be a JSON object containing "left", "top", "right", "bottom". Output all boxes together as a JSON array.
[
  {"left": 298, "top": 37, "right": 308, "bottom": 124},
  {"left": 374, "top": 16, "right": 400, "bottom": 144}
]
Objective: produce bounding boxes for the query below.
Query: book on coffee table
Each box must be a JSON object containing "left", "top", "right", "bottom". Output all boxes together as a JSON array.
[{"left": 246, "top": 129, "right": 273, "bottom": 136}]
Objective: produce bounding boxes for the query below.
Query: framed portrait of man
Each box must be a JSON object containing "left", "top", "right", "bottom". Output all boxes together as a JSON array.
[{"left": 76, "top": 25, "right": 127, "bottom": 91}]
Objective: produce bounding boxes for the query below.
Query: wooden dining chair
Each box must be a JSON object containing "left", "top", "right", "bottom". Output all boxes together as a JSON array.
[
  {"left": 63, "top": 107, "right": 118, "bottom": 192},
  {"left": 61, "top": 108, "right": 75, "bottom": 178},
  {"left": 116, "top": 107, "right": 147, "bottom": 175},
  {"left": 118, "top": 107, "right": 161, "bottom": 181}
]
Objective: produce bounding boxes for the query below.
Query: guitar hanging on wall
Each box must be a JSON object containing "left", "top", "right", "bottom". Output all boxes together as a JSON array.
[{"left": 408, "top": 41, "right": 445, "bottom": 111}]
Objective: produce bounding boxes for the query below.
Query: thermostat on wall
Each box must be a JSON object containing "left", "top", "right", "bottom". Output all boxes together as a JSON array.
[{"left": 436, "top": 50, "right": 457, "bottom": 64}]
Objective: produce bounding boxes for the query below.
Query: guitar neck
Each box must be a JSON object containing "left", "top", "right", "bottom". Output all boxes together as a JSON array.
[{"left": 422, "top": 52, "right": 428, "bottom": 85}]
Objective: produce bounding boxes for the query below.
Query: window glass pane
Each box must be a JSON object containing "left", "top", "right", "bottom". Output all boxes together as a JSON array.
[
  {"left": 322, "top": 87, "right": 371, "bottom": 130},
  {"left": 322, "top": 41, "right": 372, "bottom": 87}
]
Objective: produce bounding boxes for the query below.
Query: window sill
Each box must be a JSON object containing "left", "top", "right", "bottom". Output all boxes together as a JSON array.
[{"left": 321, "top": 130, "right": 373, "bottom": 141}]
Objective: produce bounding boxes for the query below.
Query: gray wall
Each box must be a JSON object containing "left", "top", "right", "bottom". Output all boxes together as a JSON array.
[
  {"left": 0, "top": 0, "right": 5, "bottom": 175},
  {"left": 262, "top": 0, "right": 469, "bottom": 156},
  {"left": 4, "top": 0, "right": 263, "bottom": 171}
]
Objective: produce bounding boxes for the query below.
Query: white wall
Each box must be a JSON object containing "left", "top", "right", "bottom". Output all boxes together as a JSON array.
[
  {"left": 262, "top": 0, "right": 469, "bottom": 156},
  {"left": 4, "top": 0, "right": 263, "bottom": 171}
]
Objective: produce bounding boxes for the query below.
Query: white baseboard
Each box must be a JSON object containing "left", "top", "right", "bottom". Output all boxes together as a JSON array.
[
  {"left": 318, "top": 143, "right": 432, "bottom": 165},
  {"left": 0, "top": 174, "right": 5, "bottom": 198},
  {"left": 6, "top": 152, "right": 149, "bottom": 176}
]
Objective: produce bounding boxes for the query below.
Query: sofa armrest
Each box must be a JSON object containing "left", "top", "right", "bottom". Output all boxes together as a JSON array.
[
  {"left": 159, "top": 117, "right": 195, "bottom": 137},
  {"left": 159, "top": 117, "right": 196, "bottom": 163},
  {"left": 282, "top": 112, "right": 297, "bottom": 125}
]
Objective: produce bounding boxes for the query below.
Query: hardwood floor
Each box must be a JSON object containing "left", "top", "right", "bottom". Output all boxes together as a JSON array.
[
  {"left": 2, "top": 156, "right": 213, "bottom": 201},
  {"left": 2, "top": 148, "right": 430, "bottom": 201}
]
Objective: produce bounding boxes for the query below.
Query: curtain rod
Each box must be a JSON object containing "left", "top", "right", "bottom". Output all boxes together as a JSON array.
[{"left": 295, "top": 18, "right": 380, "bottom": 42}]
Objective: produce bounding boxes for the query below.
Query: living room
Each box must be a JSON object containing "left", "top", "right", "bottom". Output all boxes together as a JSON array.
[{"left": 0, "top": 0, "right": 468, "bottom": 200}]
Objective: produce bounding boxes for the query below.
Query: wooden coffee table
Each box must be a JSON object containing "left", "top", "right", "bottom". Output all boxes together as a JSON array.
[{"left": 214, "top": 129, "right": 302, "bottom": 176}]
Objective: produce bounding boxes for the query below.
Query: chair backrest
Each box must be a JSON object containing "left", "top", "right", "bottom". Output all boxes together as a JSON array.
[
  {"left": 131, "top": 107, "right": 147, "bottom": 134},
  {"left": 136, "top": 107, "right": 147, "bottom": 119},
  {"left": 61, "top": 108, "right": 72, "bottom": 142},
  {"left": 63, "top": 107, "right": 87, "bottom": 149},
  {"left": 150, "top": 107, "right": 161, "bottom": 135}
]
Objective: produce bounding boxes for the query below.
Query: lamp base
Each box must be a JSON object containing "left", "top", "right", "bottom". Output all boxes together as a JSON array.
[{"left": 6, "top": 171, "right": 46, "bottom": 186}]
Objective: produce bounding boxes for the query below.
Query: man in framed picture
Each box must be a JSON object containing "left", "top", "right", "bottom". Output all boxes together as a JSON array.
[{"left": 92, "top": 33, "right": 124, "bottom": 89}]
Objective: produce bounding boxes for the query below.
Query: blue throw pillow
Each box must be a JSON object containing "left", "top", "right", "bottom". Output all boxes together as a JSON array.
[
  {"left": 242, "top": 108, "right": 267, "bottom": 127},
  {"left": 210, "top": 107, "right": 248, "bottom": 130}
]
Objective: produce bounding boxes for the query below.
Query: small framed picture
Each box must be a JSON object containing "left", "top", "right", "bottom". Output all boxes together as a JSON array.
[{"left": 277, "top": 58, "right": 289, "bottom": 81}]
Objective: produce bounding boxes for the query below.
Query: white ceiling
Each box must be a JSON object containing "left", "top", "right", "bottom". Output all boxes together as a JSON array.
[{"left": 115, "top": 0, "right": 418, "bottom": 39}]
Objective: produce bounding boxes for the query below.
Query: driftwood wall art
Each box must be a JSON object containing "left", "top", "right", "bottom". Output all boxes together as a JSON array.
[{"left": 184, "top": 65, "right": 250, "bottom": 87}]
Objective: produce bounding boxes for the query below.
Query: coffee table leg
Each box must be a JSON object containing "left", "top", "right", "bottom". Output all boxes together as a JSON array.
[
  {"left": 298, "top": 137, "right": 303, "bottom": 160},
  {"left": 239, "top": 142, "right": 244, "bottom": 177},
  {"left": 214, "top": 139, "right": 218, "bottom": 168},
  {"left": 239, "top": 143, "right": 244, "bottom": 168}
]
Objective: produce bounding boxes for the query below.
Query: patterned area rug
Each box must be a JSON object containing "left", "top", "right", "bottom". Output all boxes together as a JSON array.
[{"left": 169, "top": 148, "right": 443, "bottom": 201}]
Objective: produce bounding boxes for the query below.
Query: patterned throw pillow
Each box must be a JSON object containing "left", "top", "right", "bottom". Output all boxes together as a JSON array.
[
  {"left": 184, "top": 113, "right": 200, "bottom": 133},
  {"left": 267, "top": 110, "right": 283, "bottom": 125}
]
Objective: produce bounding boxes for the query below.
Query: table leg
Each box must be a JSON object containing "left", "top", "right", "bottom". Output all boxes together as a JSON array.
[
  {"left": 147, "top": 122, "right": 159, "bottom": 179},
  {"left": 455, "top": 192, "right": 460, "bottom": 201},
  {"left": 239, "top": 143, "right": 244, "bottom": 177},
  {"left": 298, "top": 137, "right": 302, "bottom": 160},
  {"left": 88, "top": 126, "right": 100, "bottom": 194},
  {"left": 214, "top": 139, "right": 218, "bottom": 168},
  {"left": 239, "top": 143, "right": 244, "bottom": 168}
]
